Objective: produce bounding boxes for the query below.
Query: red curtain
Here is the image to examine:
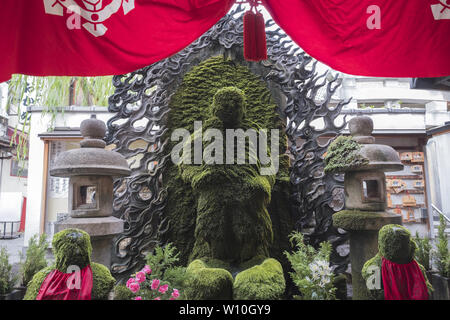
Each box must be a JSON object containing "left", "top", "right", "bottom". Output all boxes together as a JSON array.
[
  {"left": 0, "top": 0, "right": 449, "bottom": 82},
  {"left": 263, "top": 0, "right": 450, "bottom": 77},
  {"left": 0, "top": 0, "right": 235, "bottom": 82}
]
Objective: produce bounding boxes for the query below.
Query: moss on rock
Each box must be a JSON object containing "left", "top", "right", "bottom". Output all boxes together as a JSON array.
[
  {"left": 333, "top": 210, "right": 387, "bottom": 231},
  {"left": 162, "top": 56, "right": 290, "bottom": 265},
  {"left": 184, "top": 259, "right": 234, "bottom": 300},
  {"left": 53, "top": 228, "right": 92, "bottom": 272},
  {"left": 324, "top": 136, "right": 369, "bottom": 173},
  {"left": 91, "top": 262, "right": 115, "bottom": 300},
  {"left": 24, "top": 229, "right": 115, "bottom": 300},
  {"left": 361, "top": 253, "right": 384, "bottom": 300},
  {"left": 23, "top": 266, "right": 53, "bottom": 300},
  {"left": 362, "top": 225, "right": 433, "bottom": 299},
  {"left": 113, "top": 284, "right": 134, "bottom": 300},
  {"left": 233, "top": 258, "right": 285, "bottom": 300},
  {"left": 378, "top": 224, "right": 415, "bottom": 264}
]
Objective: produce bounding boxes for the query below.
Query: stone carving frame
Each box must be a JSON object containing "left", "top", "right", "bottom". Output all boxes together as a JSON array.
[{"left": 106, "top": 5, "right": 350, "bottom": 280}]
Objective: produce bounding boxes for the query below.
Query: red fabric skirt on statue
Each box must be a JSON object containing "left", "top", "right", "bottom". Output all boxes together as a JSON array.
[
  {"left": 381, "top": 258, "right": 429, "bottom": 300},
  {"left": 36, "top": 265, "right": 93, "bottom": 300}
]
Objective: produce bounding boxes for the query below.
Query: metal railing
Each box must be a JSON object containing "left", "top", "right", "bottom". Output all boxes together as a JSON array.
[{"left": 432, "top": 204, "right": 450, "bottom": 224}]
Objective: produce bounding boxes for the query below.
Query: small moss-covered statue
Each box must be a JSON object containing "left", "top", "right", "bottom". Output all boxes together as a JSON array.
[
  {"left": 180, "top": 87, "right": 285, "bottom": 300},
  {"left": 362, "top": 224, "right": 432, "bottom": 300},
  {"left": 24, "top": 229, "right": 115, "bottom": 300}
]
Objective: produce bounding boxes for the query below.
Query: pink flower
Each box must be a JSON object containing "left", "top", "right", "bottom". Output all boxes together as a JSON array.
[
  {"left": 171, "top": 289, "right": 180, "bottom": 299},
  {"left": 154, "top": 297, "right": 161, "bottom": 300},
  {"left": 135, "top": 271, "right": 146, "bottom": 283},
  {"left": 143, "top": 265, "right": 152, "bottom": 274},
  {"left": 151, "top": 279, "right": 160, "bottom": 290},
  {"left": 158, "top": 284, "right": 169, "bottom": 294},
  {"left": 135, "top": 296, "right": 142, "bottom": 300},
  {"left": 126, "top": 278, "right": 136, "bottom": 289},
  {"left": 169, "top": 297, "right": 175, "bottom": 300},
  {"left": 128, "top": 282, "right": 140, "bottom": 293}
]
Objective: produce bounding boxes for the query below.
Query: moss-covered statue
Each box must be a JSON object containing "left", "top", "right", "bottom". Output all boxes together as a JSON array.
[
  {"left": 24, "top": 229, "right": 115, "bottom": 300},
  {"left": 362, "top": 224, "right": 432, "bottom": 300},
  {"left": 179, "top": 87, "right": 285, "bottom": 300}
]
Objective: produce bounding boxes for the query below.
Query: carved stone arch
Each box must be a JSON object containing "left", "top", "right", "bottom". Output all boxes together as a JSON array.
[{"left": 106, "top": 5, "right": 349, "bottom": 280}]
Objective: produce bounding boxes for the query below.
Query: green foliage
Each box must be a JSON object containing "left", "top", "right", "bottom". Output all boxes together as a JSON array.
[
  {"left": 144, "top": 243, "right": 186, "bottom": 295},
  {"left": 435, "top": 215, "right": 449, "bottom": 277},
  {"left": 19, "top": 234, "right": 49, "bottom": 287},
  {"left": 145, "top": 243, "right": 180, "bottom": 279},
  {"left": 378, "top": 224, "right": 415, "bottom": 264},
  {"left": 233, "top": 258, "right": 285, "bottom": 300},
  {"left": 163, "top": 56, "right": 289, "bottom": 265},
  {"left": 6, "top": 75, "right": 113, "bottom": 161},
  {"left": 184, "top": 259, "right": 233, "bottom": 300},
  {"left": 284, "top": 231, "right": 336, "bottom": 300},
  {"left": 0, "top": 247, "right": 18, "bottom": 295},
  {"left": 324, "top": 136, "right": 369, "bottom": 173},
  {"left": 52, "top": 229, "right": 92, "bottom": 272},
  {"left": 414, "top": 231, "right": 432, "bottom": 271},
  {"left": 91, "top": 262, "right": 115, "bottom": 300}
]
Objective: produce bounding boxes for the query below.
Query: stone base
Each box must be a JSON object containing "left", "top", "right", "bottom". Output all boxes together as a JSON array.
[{"left": 54, "top": 216, "right": 123, "bottom": 268}]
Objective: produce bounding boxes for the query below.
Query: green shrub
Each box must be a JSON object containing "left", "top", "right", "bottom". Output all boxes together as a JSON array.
[
  {"left": 0, "top": 247, "right": 17, "bottom": 295},
  {"left": 435, "top": 215, "right": 449, "bottom": 277},
  {"left": 145, "top": 243, "right": 180, "bottom": 280},
  {"left": 284, "top": 231, "right": 336, "bottom": 300},
  {"left": 137, "top": 243, "right": 187, "bottom": 299},
  {"left": 19, "top": 234, "right": 49, "bottom": 287},
  {"left": 414, "top": 231, "right": 432, "bottom": 271}
]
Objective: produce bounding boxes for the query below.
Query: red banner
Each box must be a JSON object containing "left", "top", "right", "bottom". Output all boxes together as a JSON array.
[
  {"left": 0, "top": 0, "right": 449, "bottom": 82},
  {"left": 263, "top": 0, "right": 450, "bottom": 77},
  {"left": 0, "top": 0, "right": 235, "bottom": 82}
]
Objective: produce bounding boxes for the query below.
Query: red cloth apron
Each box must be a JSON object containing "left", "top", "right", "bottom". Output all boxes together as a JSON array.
[
  {"left": 381, "top": 257, "right": 429, "bottom": 300},
  {"left": 36, "top": 265, "right": 93, "bottom": 300}
]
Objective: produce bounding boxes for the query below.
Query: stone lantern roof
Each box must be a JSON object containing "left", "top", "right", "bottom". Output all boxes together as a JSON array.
[
  {"left": 348, "top": 116, "right": 403, "bottom": 172},
  {"left": 50, "top": 115, "right": 131, "bottom": 177},
  {"left": 325, "top": 116, "right": 403, "bottom": 174}
]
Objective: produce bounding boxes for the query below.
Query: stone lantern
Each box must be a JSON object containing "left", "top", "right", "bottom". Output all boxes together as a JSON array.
[
  {"left": 331, "top": 116, "right": 403, "bottom": 300},
  {"left": 51, "top": 115, "right": 131, "bottom": 268}
]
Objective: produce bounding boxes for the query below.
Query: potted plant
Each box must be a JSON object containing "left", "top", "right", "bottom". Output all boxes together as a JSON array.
[
  {"left": 414, "top": 231, "right": 434, "bottom": 283},
  {"left": 431, "top": 215, "right": 450, "bottom": 300},
  {"left": 0, "top": 247, "right": 19, "bottom": 300},
  {"left": 16, "top": 234, "right": 49, "bottom": 300}
]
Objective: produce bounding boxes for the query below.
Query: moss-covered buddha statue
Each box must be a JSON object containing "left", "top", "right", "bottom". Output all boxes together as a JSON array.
[
  {"left": 362, "top": 224, "right": 432, "bottom": 300},
  {"left": 24, "top": 229, "right": 115, "bottom": 300},
  {"left": 178, "top": 85, "right": 285, "bottom": 300}
]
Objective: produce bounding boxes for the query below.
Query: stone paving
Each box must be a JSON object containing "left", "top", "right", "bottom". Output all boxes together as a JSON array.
[{"left": 0, "top": 234, "right": 25, "bottom": 264}]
